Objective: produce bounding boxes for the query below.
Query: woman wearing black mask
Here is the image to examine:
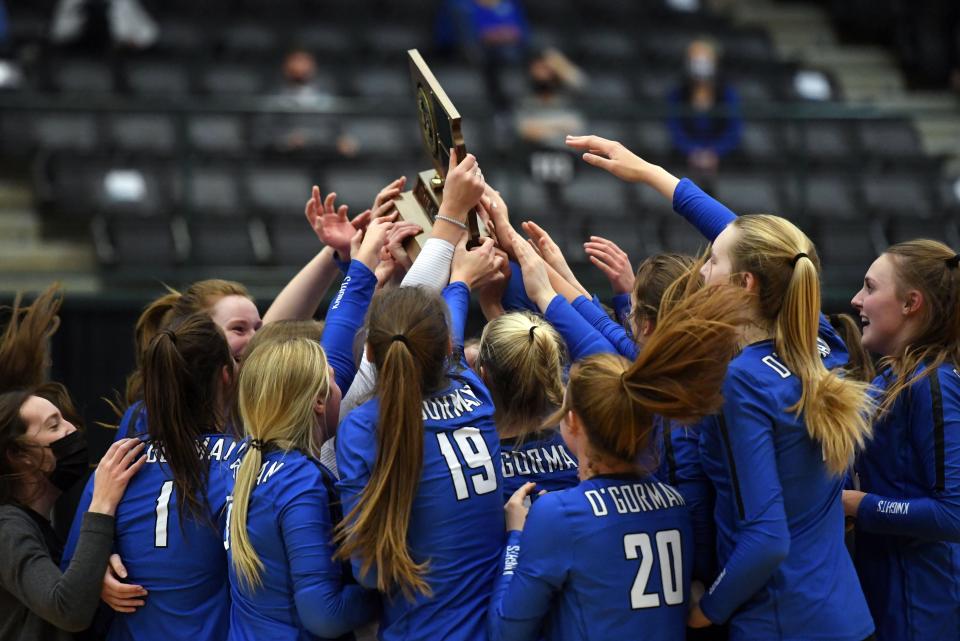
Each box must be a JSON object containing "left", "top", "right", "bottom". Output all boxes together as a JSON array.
[{"left": 0, "top": 286, "right": 146, "bottom": 641}]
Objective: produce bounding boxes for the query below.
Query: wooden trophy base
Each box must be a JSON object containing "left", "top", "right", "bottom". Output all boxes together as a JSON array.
[{"left": 393, "top": 168, "right": 444, "bottom": 260}]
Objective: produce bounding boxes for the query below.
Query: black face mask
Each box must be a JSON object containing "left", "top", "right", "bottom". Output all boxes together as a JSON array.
[{"left": 48, "top": 430, "right": 89, "bottom": 492}]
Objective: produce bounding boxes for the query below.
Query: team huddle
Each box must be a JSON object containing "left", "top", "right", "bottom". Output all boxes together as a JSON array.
[{"left": 1, "top": 134, "right": 958, "bottom": 641}]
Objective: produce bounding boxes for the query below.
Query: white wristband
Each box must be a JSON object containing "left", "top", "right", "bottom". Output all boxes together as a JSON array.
[{"left": 435, "top": 214, "right": 468, "bottom": 230}]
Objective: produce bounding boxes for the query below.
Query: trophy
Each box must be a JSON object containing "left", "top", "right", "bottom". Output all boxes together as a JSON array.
[{"left": 393, "top": 49, "right": 481, "bottom": 256}]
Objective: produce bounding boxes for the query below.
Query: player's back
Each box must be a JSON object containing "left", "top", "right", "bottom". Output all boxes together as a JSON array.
[
  {"left": 337, "top": 370, "right": 505, "bottom": 641},
  {"left": 65, "top": 434, "right": 246, "bottom": 641},
  {"left": 499, "top": 428, "right": 579, "bottom": 499},
  {"left": 492, "top": 474, "right": 693, "bottom": 641},
  {"left": 227, "top": 448, "right": 372, "bottom": 641}
]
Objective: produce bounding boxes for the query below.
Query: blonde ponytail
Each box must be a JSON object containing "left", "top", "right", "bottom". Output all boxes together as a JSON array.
[
  {"left": 230, "top": 447, "right": 264, "bottom": 591},
  {"left": 731, "top": 215, "right": 874, "bottom": 475}
]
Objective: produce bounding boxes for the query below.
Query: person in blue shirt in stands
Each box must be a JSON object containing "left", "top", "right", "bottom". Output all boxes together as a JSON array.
[
  {"left": 488, "top": 275, "right": 752, "bottom": 641},
  {"left": 63, "top": 312, "right": 247, "bottom": 641},
  {"left": 567, "top": 133, "right": 876, "bottom": 641},
  {"left": 847, "top": 239, "right": 960, "bottom": 641},
  {"left": 474, "top": 311, "right": 579, "bottom": 499},
  {"left": 227, "top": 337, "right": 378, "bottom": 641}
]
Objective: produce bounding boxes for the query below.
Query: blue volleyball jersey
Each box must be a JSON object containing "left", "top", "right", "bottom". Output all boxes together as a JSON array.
[
  {"left": 655, "top": 417, "right": 717, "bottom": 584},
  {"left": 226, "top": 449, "right": 378, "bottom": 641},
  {"left": 336, "top": 365, "right": 504, "bottom": 641},
  {"left": 63, "top": 434, "right": 246, "bottom": 641},
  {"left": 113, "top": 401, "right": 147, "bottom": 441},
  {"left": 489, "top": 474, "right": 693, "bottom": 641},
  {"left": 698, "top": 334, "right": 874, "bottom": 641},
  {"left": 853, "top": 363, "right": 960, "bottom": 641},
  {"left": 571, "top": 295, "right": 638, "bottom": 360},
  {"left": 499, "top": 428, "right": 579, "bottom": 500}
]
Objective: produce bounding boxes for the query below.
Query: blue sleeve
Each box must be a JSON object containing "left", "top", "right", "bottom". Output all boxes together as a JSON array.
[
  {"left": 501, "top": 261, "right": 538, "bottom": 313},
  {"left": 612, "top": 293, "right": 632, "bottom": 330},
  {"left": 672, "top": 178, "right": 737, "bottom": 242},
  {"left": 335, "top": 415, "right": 378, "bottom": 588},
  {"left": 543, "top": 295, "right": 617, "bottom": 362},
  {"left": 443, "top": 281, "right": 470, "bottom": 351},
  {"left": 489, "top": 496, "right": 568, "bottom": 641},
  {"left": 666, "top": 424, "right": 717, "bottom": 583},
  {"left": 571, "top": 296, "right": 638, "bottom": 360},
  {"left": 60, "top": 475, "right": 96, "bottom": 571},
  {"left": 321, "top": 260, "right": 377, "bottom": 395},
  {"left": 857, "top": 370, "right": 960, "bottom": 542},
  {"left": 699, "top": 372, "right": 790, "bottom": 624},
  {"left": 284, "top": 469, "right": 379, "bottom": 637},
  {"left": 113, "top": 402, "right": 145, "bottom": 442}
]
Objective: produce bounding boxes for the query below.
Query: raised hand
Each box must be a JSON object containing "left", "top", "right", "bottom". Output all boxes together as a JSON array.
[
  {"left": 305, "top": 186, "right": 355, "bottom": 258},
  {"left": 372, "top": 176, "right": 407, "bottom": 212},
  {"left": 478, "top": 184, "right": 517, "bottom": 260},
  {"left": 384, "top": 220, "right": 423, "bottom": 274},
  {"left": 511, "top": 229, "right": 557, "bottom": 311},
  {"left": 354, "top": 212, "right": 398, "bottom": 271},
  {"left": 521, "top": 221, "right": 588, "bottom": 297},
  {"left": 565, "top": 135, "right": 651, "bottom": 182},
  {"left": 584, "top": 236, "right": 635, "bottom": 295},
  {"left": 450, "top": 236, "right": 505, "bottom": 291},
  {"left": 374, "top": 246, "right": 399, "bottom": 292},
  {"left": 476, "top": 247, "right": 512, "bottom": 321},
  {"left": 439, "top": 148, "right": 486, "bottom": 222}
]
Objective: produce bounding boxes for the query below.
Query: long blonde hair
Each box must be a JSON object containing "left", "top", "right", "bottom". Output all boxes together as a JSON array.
[
  {"left": 730, "top": 215, "right": 874, "bottom": 475},
  {"left": 335, "top": 287, "right": 450, "bottom": 600},
  {"left": 230, "top": 338, "right": 330, "bottom": 591},
  {"left": 476, "top": 312, "right": 566, "bottom": 435}
]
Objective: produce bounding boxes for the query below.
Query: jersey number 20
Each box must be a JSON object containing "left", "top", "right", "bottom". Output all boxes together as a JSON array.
[
  {"left": 624, "top": 530, "right": 684, "bottom": 609},
  {"left": 436, "top": 427, "right": 497, "bottom": 501}
]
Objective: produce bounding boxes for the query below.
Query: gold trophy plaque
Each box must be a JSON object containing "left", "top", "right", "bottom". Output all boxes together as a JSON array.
[{"left": 393, "top": 49, "right": 480, "bottom": 256}]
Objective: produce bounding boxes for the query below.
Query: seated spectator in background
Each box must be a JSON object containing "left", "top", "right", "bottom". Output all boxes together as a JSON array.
[
  {"left": 254, "top": 48, "right": 358, "bottom": 157},
  {"left": 50, "top": 0, "right": 158, "bottom": 51},
  {"left": 667, "top": 39, "right": 742, "bottom": 185},
  {"left": 515, "top": 48, "right": 585, "bottom": 182},
  {"left": 438, "top": 0, "right": 529, "bottom": 111}
]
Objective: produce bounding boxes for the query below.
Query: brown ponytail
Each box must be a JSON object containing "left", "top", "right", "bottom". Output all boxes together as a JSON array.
[
  {"left": 335, "top": 287, "right": 450, "bottom": 600},
  {"left": 143, "top": 312, "right": 233, "bottom": 527},
  {"left": 549, "top": 284, "right": 753, "bottom": 466},
  {"left": 878, "top": 240, "right": 960, "bottom": 413},
  {"left": 630, "top": 253, "right": 697, "bottom": 336}
]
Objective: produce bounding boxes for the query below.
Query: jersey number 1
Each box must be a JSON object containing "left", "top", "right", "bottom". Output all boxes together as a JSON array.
[
  {"left": 437, "top": 427, "right": 497, "bottom": 500},
  {"left": 624, "top": 530, "right": 684, "bottom": 609},
  {"left": 155, "top": 480, "right": 174, "bottom": 548}
]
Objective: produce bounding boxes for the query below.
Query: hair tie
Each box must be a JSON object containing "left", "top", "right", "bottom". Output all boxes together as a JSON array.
[
  {"left": 790, "top": 253, "right": 809, "bottom": 267},
  {"left": 249, "top": 438, "right": 265, "bottom": 451},
  {"left": 391, "top": 334, "right": 409, "bottom": 346},
  {"left": 528, "top": 325, "right": 537, "bottom": 342},
  {"left": 160, "top": 329, "right": 178, "bottom": 345},
  {"left": 945, "top": 254, "right": 960, "bottom": 269}
]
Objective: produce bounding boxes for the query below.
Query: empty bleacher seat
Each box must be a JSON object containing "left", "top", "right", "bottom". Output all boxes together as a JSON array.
[
  {"left": 268, "top": 218, "right": 324, "bottom": 267},
  {"left": 294, "top": 25, "right": 357, "bottom": 59},
  {"left": 188, "top": 217, "right": 261, "bottom": 266},
  {"left": 341, "top": 117, "right": 417, "bottom": 158},
  {"left": 787, "top": 120, "right": 857, "bottom": 163},
  {"left": 350, "top": 67, "right": 411, "bottom": 99},
  {"left": 585, "top": 72, "right": 633, "bottom": 103},
  {"left": 125, "top": 60, "right": 192, "bottom": 95},
  {"left": 791, "top": 173, "right": 862, "bottom": 220},
  {"left": 713, "top": 173, "right": 782, "bottom": 215},
  {"left": 660, "top": 217, "right": 710, "bottom": 257},
  {"left": 739, "top": 121, "right": 782, "bottom": 164},
  {"left": 199, "top": 63, "right": 267, "bottom": 95},
  {"left": 188, "top": 115, "right": 247, "bottom": 154},
  {"left": 187, "top": 166, "right": 242, "bottom": 214},
  {"left": 245, "top": 166, "right": 315, "bottom": 215},
  {"left": 33, "top": 113, "right": 101, "bottom": 153},
  {"left": 107, "top": 216, "right": 182, "bottom": 268},
  {"left": 862, "top": 172, "right": 934, "bottom": 219},
  {"left": 49, "top": 58, "right": 115, "bottom": 94},
  {"left": 573, "top": 32, "right": 637, "bottom": 63},
  {"left": 560, "top": 174, "right": 630, "bottom": 218},
  {"left": 108, "top": 113, "right": 178, "bottom": 155},
  {"left": 363, "top": 24, "right": 429, "bottom": 58},
  {"left": 220, "top": 22, "right": 280, "bottom": 57},
  {"left": 433, "top": 67, "right": 487, "bottom": 102},
  {"left": 857, "top": 119, "right": 922, "bottom": 161},
  {"left": 321, "top": 167, "right": 399, "bottom": 213}
]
